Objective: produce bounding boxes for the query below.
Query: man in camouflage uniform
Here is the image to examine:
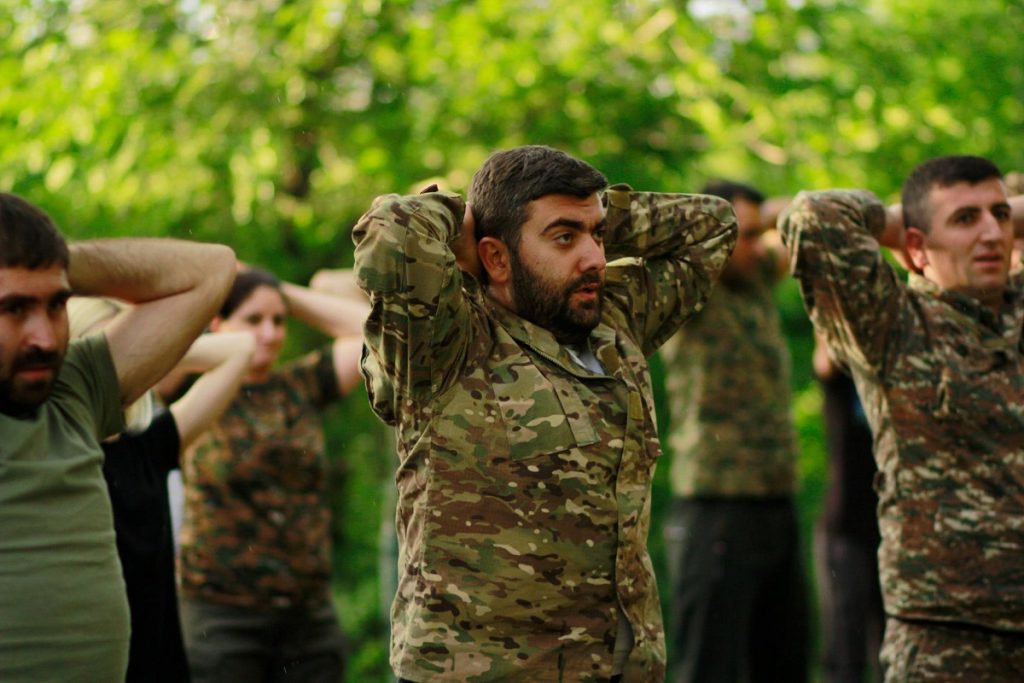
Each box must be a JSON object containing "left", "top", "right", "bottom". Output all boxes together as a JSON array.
[
  {"left": 780, "top": 156, "right": 1024, "bottom": 681},
  {"left": 352, "top": 145, "right": 736, "bottom": 682},
  {"left": 660, "top": 181, "right": 808, "bottom": 683}
]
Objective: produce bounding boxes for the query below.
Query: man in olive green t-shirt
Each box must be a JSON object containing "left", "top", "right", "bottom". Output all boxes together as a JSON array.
[{"left": 0, "top": 193, "right": 235, "bottom": 682}]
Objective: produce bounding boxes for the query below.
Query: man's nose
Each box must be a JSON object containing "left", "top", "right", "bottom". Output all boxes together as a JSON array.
[
  {"left": 25, "top": 312, "right": 59, "bottom": 351},
  {"left": 980, "top": 210, "right": 1007, "bottom": 243},
  {"left": 580, "top": 235, "right": 606, "bottom": 272}
]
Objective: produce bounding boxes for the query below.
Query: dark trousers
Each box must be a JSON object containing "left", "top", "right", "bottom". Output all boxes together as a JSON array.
[
  {"left": 400, "top": 678, "right": 624, "bottom": 683},
  {"left": 664, "top": 497, "right": 809, "bottom": 683},
  {"left": 180, "top": 596, "right": 345, "bottom": 683},
  {"left": 815, "top": 530, "right": 885, "bottom": 683}
]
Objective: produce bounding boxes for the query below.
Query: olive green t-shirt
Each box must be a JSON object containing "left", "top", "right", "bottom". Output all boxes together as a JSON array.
[{"left": 0, "top": 335, "right": 128, "bottom": 682}]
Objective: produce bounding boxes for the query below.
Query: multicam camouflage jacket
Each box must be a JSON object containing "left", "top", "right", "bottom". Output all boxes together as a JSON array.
[
  {"left": 353, "top": 186, "right": 736, "bottom": 682},
  {"left": 179, "top": 348, "right": 340, "bottom": 609},
  {"left": 660, "top": 257, "right": 799, "bottom": 498},
  {"left": 781, "top": 189, "right": 1024, "bottom": 632}
]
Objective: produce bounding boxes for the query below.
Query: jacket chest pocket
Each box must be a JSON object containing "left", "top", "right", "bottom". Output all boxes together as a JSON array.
[{"left": 491, "top": 359, "right": 600, "bottom": 460}]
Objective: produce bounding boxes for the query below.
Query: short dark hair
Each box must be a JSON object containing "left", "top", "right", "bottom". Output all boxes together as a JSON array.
[
  {"left": 699, "top": 180, "right": 765, "bottom": 206},
  {"left": 0, "top": 193, "right": 69, "bottom": 269},
  {"left": 468, "top": 145, "right": 608, "bottom": 252},
  {"left": 220, "top": 268, "right": 283, "bottom": 318},
  {"left": 902, "top": 155, "right": 1003, "bottom": 233}
]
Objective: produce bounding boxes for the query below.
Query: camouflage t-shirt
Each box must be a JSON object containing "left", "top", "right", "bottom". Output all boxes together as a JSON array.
[
  {"left": 781, "top": 189, "right": 1024, "bottom": 632},
  {"left": 179, "top": 347, "right": 340, "bottom": 608},
  {"left": 353, "top": 186, "right": 736, "bottom": 682},
  {"left": 661, "top": 257, "right": 799, "bottom": 497}
]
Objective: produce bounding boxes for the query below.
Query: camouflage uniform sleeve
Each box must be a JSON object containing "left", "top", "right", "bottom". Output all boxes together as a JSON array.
[
  {"left": 351, "top": 191, "right": 471, "bottom": 422},
  {"left": 779, "top": 189, "right": 907, "bottom": 376},
  {"left": 602, "top": 184, "right": 738, "bottom": 355}
]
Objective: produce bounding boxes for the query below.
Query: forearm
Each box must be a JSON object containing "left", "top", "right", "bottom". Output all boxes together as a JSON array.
[
  {"left": 353, "top": 191, "right": 465, "bottom": 296},
  {"left": 176, "top": 331, "right": 256, "bottom": 373},
  {"left": 603, "top": 186, "right": 737, "bottom": 263},
  {"left": 70, "top": 238, "right": 236, "bottom": 405},
  {"left": 352, "top": 191, "right": 471, "bottom": 406},
  {"left": 779, "top": 189, "right": 903, "bottom": 373},
  {"left": 281, "top": 281, "right": 369, "bottom": 339},
  {"left": 170, "top": 333, "right": 255, "bottom": 449},
  {"left": 601, "top": 187, "right": 737, "bottom": 353},
  {"left": 310, "top": 268, "right": 368, "bottom": 302},
  {"left": 69, "top": 239, "right": 235, "bottom": 303}
]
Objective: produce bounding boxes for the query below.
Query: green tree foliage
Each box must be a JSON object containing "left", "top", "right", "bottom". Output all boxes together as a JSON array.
[{"left": 3, "top": 1, "right": 1022, "bottom": 679}]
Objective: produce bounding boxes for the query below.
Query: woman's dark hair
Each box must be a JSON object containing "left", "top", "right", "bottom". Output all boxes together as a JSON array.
[{"left": 220, "top": 268, "right": 283, "bottom": 318}]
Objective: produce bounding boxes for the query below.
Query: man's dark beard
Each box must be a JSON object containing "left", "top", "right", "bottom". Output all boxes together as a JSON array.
[
  {"left": 510, "top": 252, "right": 603, "bottom": 345},
  {"left": 0, "top": 346, "right": 63, "bottom": 418}
]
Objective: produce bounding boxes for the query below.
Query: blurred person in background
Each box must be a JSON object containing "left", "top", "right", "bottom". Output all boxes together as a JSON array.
[
  {"left": 812, "top": 330, "right": 884, "bottom": 683},
  {"left": 177, "top": 267, "right": 368, "bottom": 683},
  {"left": 660, "top": 180, "right": 808, "bottom": 683}
]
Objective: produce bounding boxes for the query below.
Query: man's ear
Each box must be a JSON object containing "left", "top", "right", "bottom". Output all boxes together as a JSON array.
[
  {"left": 479, "top": 237, "right": 511, "bottom": 285},
  {"left": 904, "top": 227, "right": 928, "bottom": 273}
]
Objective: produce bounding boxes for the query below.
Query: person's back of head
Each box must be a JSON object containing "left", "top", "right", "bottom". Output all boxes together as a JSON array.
[
  {"left": 699, "top": 180, "right": 765, "bottom": 208},
  {"left": 0, "top": 193, "right": 69, "bottom": 270},
  {"left": 468, "top": 145, "right": 608, "bottom": 254},
  {"left": 901, "top": 155, "right": 1003, "bottom": 233}
]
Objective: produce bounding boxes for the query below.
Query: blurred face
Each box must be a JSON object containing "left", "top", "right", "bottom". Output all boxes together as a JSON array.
[
  {"left": 0, "top": 265, "right": 71, "bottom": 417},
  {"left": 214, "top": 285, "right": 286, "bottom": 380},
  {"left": 510, "top": 193, "right": 607, "bottom": 344},
  {"left": 722, "top": 197, "right": 767, "bottom": 284},
  {"left": 908, "top": 178, "right": 1013, "bottom": 310}
]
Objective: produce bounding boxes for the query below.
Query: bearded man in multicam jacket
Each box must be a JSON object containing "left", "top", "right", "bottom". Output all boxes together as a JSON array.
[
  {"left": 780, "top": 155, "right": 1024, "bottom": 682},
  {"left": 352, "top": 145, "right": 737, "bottom": 683}
]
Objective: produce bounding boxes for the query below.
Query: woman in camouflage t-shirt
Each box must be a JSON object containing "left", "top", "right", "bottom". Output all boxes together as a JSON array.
[{"left": 178, "top": 268, "right": 368, "bottom": 683}]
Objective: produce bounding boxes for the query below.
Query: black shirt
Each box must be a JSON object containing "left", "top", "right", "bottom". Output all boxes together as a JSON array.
[{"left": 102, "top": 410, "right": 190, "bottom": 682}]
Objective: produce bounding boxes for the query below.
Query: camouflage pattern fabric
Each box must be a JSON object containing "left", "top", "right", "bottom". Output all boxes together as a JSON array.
[
  {"left": 660, "top": 256, "right": 799, "bottom": 497},
  {"left": 179, "top": 347, "right": 340, "bottom": 608},
  {"left": 880, "top": 618, "right": 1024, "bottom": 682},
  {"left": 353, "top": 186, "right": 736, "bottom": 682},
  {"left": 780, "top": 190, "right": 1024, "bottom": 632}
]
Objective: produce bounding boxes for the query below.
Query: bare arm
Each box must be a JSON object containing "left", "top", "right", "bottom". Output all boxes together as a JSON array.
[
  {"left": 1012, "top": 195, "right": 1024, "bottom": 238},
  {"left": 309, "top": 268, "right": 367, "bottom": 301},
  {"left": 68, "top": 239, "right": 236, "bottom": 405},
  {"left": 760, "top": 197, "right": 796, "bottom": 282},
  {"left": 169, "top": 331, "right": 255, "bottom": 449},
  {"left": 280, "top": 280, "right": 370, "bottom": 397}
]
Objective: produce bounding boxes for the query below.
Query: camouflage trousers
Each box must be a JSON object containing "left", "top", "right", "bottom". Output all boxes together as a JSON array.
[{"left": 881, "top": 618, "right": 1024, "bottom": 682}]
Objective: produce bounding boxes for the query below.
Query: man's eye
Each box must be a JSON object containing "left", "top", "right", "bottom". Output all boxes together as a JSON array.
[
  {"left": 593, "top": 230, "right": 606, "bottom": 243},
  {"left": 555, "top": 233, "right": 573, "bottom": 244},
  {"left": 245, "top": 315, "right": 262, "bottom": 325},
  {"left": 994, "top": 207, "right": 1011, "bottom": 221}
]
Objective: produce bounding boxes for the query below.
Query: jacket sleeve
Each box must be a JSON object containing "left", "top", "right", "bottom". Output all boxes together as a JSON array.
[
  {"left": 601, "top": 185, "right": 738, "bottom": 356},
  {"left": 779, "top": 189, "right": 909, "bottom": 377},
  {"left": 352, "top": 191, "right": 473, "bottom": 424}
]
